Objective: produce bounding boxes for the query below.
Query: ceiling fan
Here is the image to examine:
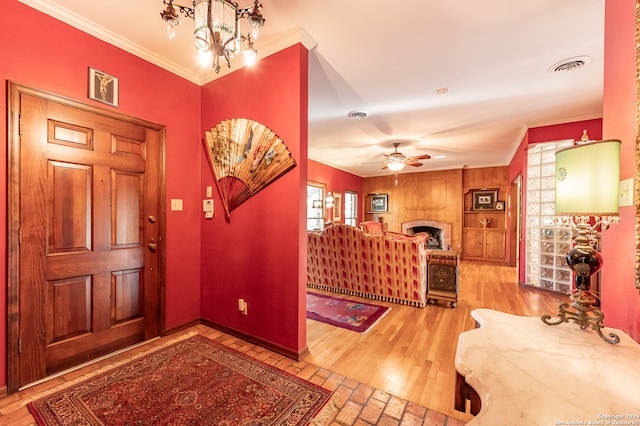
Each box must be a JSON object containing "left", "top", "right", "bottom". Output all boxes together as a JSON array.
[{"left": 383, "top": 142, "right": 431, "bottom": 171}]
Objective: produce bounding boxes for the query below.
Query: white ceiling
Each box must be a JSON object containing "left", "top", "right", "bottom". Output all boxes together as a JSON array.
[{"left": 21, "top": 0, "right": 605, "bottom": 177}]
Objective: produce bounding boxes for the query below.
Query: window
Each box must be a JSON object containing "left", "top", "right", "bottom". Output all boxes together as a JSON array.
[
  {"left": 525, "top": 140, "right": 573, "bottom": 293},
  {"left": 344, "top": 191, "right": 357, "bottom": 227},
  {"left": 307, "top": 183, "right": 325, "bottom": 231}
]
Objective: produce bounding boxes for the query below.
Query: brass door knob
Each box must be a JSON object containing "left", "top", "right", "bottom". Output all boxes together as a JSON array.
[{"left": 148, "top": 237, "right": 158, "bottom": 252}]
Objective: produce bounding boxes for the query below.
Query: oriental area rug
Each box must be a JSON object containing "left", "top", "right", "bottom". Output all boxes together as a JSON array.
[
  {"left": 28, "top": 335, "right": 332, "bottom": 425},
  {"left": 306, "top": 292, "right": 391, "bottom": 333}
]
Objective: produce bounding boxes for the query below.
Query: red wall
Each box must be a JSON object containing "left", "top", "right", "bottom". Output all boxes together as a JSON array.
[
  {"left": 308, "top": 160, "right": 364, "bottom": 224},
  {"left": 199, "top": 45, "right": 309, "bottom": 354},
  {"left": 601, "top": 0, "right": 640, "bottom": 340},
  {"left": 527, "top": 119, "right": 603, "bottom": 144},
  {"left": 0, "top": 1, "right": 203, "bottom": 387}
]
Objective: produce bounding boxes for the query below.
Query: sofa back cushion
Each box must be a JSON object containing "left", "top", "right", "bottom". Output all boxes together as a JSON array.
[{"left": 307, "top": 224, "right": 428, "bottom": 306}]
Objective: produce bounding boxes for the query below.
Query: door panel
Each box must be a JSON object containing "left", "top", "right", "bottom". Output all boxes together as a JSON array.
[
  {"left": 47, "top": 276, "right": 92, "bottom": 344},
  {"left": 462, "top": 229, "right": 483, "bottom": 258},
  {"left": 485, "top": 230, "right": 506, "bottom": 261},
  {"left": 8, "top": 84, "right": 164, "bottom": 390},
  {"left": 112, "top": 171, "right": 143, "bottom": 247},
  {"left": 113, "top": 269, "right": 142, "bottom": 322},
  {"left": 48, "top": 161, "right": 92, "bottom": 254}
]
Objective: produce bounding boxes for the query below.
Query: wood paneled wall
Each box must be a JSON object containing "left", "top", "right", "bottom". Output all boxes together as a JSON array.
[{"left": 362, "top": 167, "right": 510, "bottom": 252}]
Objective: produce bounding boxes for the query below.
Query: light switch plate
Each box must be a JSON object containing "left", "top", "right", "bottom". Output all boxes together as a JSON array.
[
  {"left": 171, "top": 199, "right": 183, "bottom": 211},
  {"left": 619, "top": 178, "right": 634, "bottom": 207}
]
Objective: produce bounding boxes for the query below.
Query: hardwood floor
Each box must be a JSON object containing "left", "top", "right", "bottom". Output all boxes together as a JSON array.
[
  {"left": 305, "top": 260, "right": 568, "bottom": 423},
  {"left": 0, "top": 260, "right": 567, "bottom": 424}
]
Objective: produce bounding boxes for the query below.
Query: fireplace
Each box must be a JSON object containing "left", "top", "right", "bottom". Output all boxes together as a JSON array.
[{"left": 401, "top": 220, "right": 452, "bottom": 250}]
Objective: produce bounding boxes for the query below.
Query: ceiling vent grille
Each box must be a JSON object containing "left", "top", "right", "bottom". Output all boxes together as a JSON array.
[
  {"left": 347, "top": 111, "right": 368, "bottom": 120},
  {"left": 548, "top": 56, "right": 591, "bottom": 73}
]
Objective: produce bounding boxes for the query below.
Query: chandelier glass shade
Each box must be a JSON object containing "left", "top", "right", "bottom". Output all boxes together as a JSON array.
[{"left": 161, "top": 0, "right": 265, "bottom": 73}]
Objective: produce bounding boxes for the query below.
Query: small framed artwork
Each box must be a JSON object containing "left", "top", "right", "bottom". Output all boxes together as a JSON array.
[
  {"left": 88, "top": 67, "right": 119, "bottom": 107},
  {"left": 370, "top": 194, "right": 388, "bottom": 212},
  {"left": 495, "top": 201, "right": 505, "bottom": 211},
  {"left": 472, "top": 189, "right": 498, "bottom": 210},
  {"left": 333, "top": 192, "right": 342, "bottom": 222}
]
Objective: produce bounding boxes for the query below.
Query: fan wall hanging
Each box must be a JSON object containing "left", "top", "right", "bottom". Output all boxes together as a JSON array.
[{"left": 204, "top": 118, "right": 297, "bottom": 218}]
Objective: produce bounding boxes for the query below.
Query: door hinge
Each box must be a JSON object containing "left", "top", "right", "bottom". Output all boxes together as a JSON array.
[
  {"left": 18, "top": 114, "right": 22, "bottom": 136},
  {"left": 18, "top": 337, "right": 22, "bottom": 354},
  {"left": 18, "top": 227, "right": 22, "bottom": 246}
]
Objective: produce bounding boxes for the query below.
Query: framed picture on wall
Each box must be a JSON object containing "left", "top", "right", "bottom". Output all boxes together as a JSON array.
[
  {"left": 370, "top": 194, "right": 388, "bottom": 212},
  {"left": 88, "top": 67, "right": 119, "bottom": 107},
  {"left": 333, "top": 192, "right": 342, "bottom": 222},
  {"left": 472, "top": 189, "right": 498, "bottom": 210}
]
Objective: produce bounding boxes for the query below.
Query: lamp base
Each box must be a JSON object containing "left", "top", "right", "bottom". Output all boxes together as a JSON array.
[{"left": 541, "top": 289, "right": 620, "bottom": 344}]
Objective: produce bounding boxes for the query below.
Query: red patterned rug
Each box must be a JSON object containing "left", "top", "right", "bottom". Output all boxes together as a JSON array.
[
  {"left": 28, "top": 335, "right": 332, "bottom": 425},
  {"left": 306, "top": 292, "right": 391, "bottom": 333}
]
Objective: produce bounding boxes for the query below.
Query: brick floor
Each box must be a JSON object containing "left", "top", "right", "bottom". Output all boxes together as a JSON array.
[
  {"left": 202, "top": 326, "right": 468, "bottom": 425},
  {"left": 316, "top": 380, "right": 466, "bottom": 426}
]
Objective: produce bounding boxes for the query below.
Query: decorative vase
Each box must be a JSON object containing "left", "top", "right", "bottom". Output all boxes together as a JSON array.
[{"left": 480, "top": 218, "right": 491, "bottom": 228}]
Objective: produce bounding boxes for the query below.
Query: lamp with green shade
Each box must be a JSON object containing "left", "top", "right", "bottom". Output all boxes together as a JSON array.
[{"left": 541, "top": 139, "right": 621, "bottom": 344}]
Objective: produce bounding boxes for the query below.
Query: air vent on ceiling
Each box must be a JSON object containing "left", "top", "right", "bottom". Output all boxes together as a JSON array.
[
  {"left": 548, "top": 56, "right": 591, "bottom": 73},
  {"left": 347, "top": 110, "right": 368, "bottom": 120}
]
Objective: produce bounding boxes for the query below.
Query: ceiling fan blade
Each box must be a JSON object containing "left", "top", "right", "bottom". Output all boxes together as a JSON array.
[
  {"left": 407, "top": 154, "right": 431, "bottom": 161},
  {"left": 406, "top": 162, "right": 423, "bottom": 167}
]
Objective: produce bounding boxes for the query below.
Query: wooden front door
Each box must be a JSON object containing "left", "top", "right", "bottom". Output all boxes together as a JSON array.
[{"left": 7, "top": 83, "right": 165, "bottom": 391}]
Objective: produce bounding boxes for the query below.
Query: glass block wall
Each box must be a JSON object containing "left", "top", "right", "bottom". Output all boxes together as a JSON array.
[{"left": 525, "top": 141, "right": 573, "bottom": 293}]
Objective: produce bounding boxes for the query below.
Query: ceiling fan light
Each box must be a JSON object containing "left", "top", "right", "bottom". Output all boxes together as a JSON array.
[{"left": 387, "top": 163, "right": 405, "bottom": 172}]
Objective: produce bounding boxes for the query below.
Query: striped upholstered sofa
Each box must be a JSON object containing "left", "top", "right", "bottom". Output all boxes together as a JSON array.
[{"left": 307, "top": 224, "right": 429, "bottom": 307}]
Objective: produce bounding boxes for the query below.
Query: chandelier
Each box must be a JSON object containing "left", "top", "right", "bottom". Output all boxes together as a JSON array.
[{"left": 160, "top": 0, "right": 266, "bottom": 73}]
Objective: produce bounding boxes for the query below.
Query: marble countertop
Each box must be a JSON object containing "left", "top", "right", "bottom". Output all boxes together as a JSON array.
[{"left": 455, "top": 308, "right": 640, "bottom": 425}]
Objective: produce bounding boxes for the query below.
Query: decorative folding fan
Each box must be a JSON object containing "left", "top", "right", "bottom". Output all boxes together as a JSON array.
[{"left": 204, "top": 118, "right": 297, "bottom": 218}]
